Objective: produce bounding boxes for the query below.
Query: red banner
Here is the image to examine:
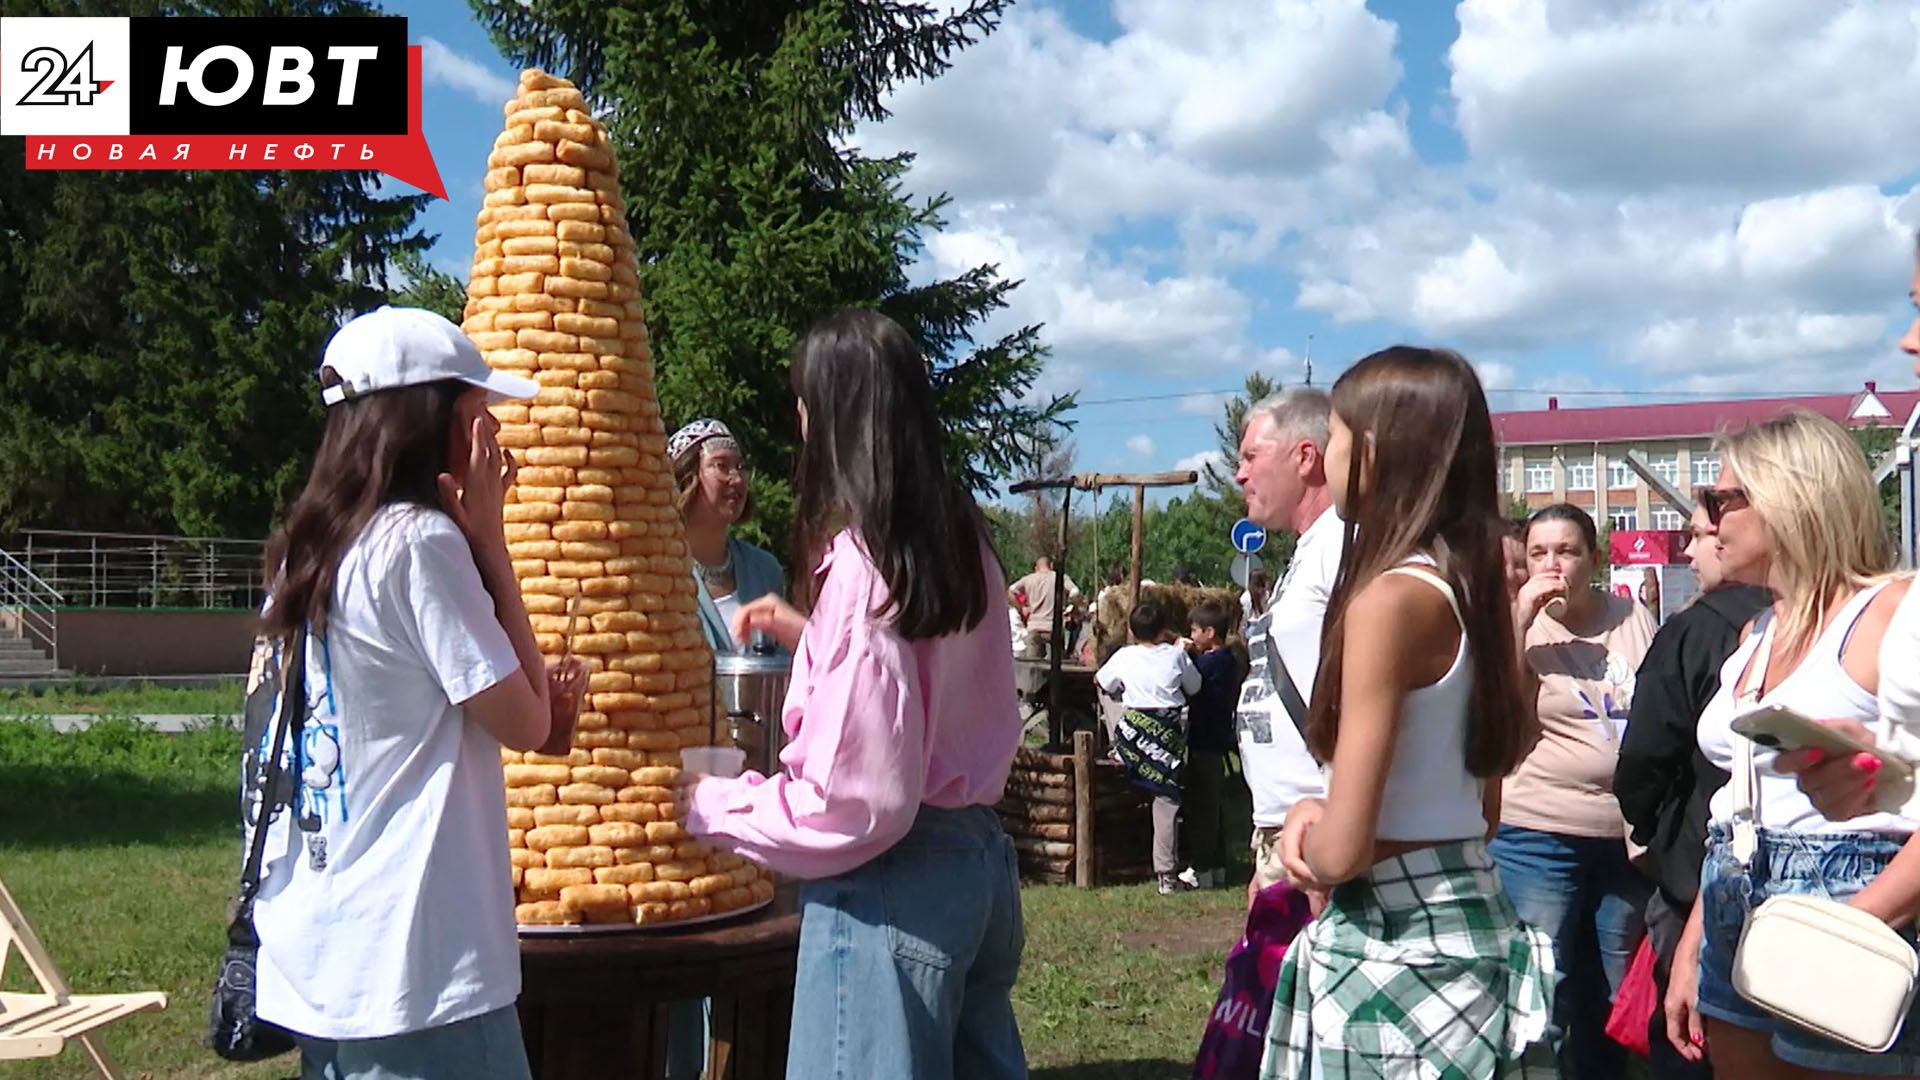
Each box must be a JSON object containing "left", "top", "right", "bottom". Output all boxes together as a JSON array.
[{"left": 1609, "top": 530, "right": 1686, "bottom": 565}]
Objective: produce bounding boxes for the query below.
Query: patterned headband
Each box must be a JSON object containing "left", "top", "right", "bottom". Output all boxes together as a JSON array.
[{"left": 668, "top": 418, "right": 738, "bottom": 464}]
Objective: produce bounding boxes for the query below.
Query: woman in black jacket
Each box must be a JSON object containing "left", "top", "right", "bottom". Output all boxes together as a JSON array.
[{"left": 1614, "top": 503, "right": 1769, "bottom": 1079}]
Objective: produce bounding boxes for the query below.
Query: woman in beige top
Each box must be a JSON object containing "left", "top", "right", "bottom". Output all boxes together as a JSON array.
[{"left": 1492, "top": 502, "right": 1658, "bottom": 1079}]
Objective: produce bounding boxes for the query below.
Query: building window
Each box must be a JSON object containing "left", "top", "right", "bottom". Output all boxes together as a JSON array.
[
  {"left": 1692, "top": 452, "right": 1720, "bottom": 487},
  {"left": 1647, "top": 453, "right": 1680, "bottom": 486},
  {"left": 1609, "top": 507, "right": 1638, "bottom": 532},
  {"left": 1607, "top": 460, "right": 1637, "bottom": 489},
  {"left": 1525, "top": 459, "right": 1554, "bottom": 494},
  {"left": 1651, "top": 507, "right": 1684, "bottom": 531},
  {"left": 1566, "top": 461, "right": 1596, "bottom": 491}
]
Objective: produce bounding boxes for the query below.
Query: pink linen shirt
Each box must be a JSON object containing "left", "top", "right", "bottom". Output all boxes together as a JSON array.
[{"left": 685, "top": 529, "right": 1022, "bottom": 879}]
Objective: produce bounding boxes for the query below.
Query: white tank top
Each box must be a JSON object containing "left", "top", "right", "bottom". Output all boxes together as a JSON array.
[
  {"left": 1698, "top": 582, "right": 1912, "bottom": 835},
  {"left": 1361, "top": 563, "right": 1488, "bottom": 842}
]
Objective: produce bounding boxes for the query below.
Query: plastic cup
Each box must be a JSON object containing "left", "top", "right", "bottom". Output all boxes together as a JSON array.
[{"left": 681, "top": 746, "right": 746, "bottom": 779}]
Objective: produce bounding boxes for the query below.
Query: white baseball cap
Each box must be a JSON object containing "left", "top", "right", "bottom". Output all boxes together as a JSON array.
[{"left": 319, "top": 306, "right": 540, "bottom": 406}]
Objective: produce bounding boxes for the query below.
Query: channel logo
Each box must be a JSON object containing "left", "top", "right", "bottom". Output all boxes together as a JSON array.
[{"left": 1, "top": 16, "right": 446, "bottom": 198}]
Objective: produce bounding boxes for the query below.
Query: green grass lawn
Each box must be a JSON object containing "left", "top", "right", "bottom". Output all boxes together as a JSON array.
[
  {"left": 0, "top": 684, "right": 242, "bottom": 718},
  {"left": 1, "top": 718, "right": 1242, "bottom": 1079}
]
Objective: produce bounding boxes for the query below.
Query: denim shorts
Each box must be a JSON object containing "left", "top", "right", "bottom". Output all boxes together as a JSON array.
[{"left": 1698, "top": 825, "right": 1920, "bottom": 1074}]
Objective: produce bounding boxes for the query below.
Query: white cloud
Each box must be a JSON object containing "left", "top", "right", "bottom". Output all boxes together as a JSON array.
[
  {"left": 1298, "top": 179, "right": 1919, "bottom": 380},
  {"left": 421, "top": 37, "right": 517, "bottom": 108},
  {"left": 1475, "top": 360, "right": 1517, "bottom": 392},
  {"left": 856, "top": 0, "right": 1920, "bottom": 428},
  {"left": 1177, "top": 393, "right": 1230, "bottom": 416},
  {"left": 1127, "top": 434, "right": 1156, "bottom": 457},
  {"left": 922, "top": 211, "right": 1280, "bottom": 380},
  {"left": 858, "top": 0, "right": 1409, "bottom": 403},
  {"left": 1450, "top": 0, "right": 1920, "bottom": 196},
  {"left": 1174, "top": 449, "right": 1230, "bottom": 484},
  {"left": 1411, "top": 236, "right": 1531, "bottom": 334}
]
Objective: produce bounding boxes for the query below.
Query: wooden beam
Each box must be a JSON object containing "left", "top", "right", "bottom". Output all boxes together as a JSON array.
[
  {"left": 1073, "top": 730, "right": 1095, "bottom": 888},
  {"left": 1051, "top": 487, "right": 1071, "bottom": 747},
  {"left": 1008, "top": 470, "right": 1197, "bottom": 495},
  {"left": 1129, "top": 485, "right": 1145, "bottom": 600}
]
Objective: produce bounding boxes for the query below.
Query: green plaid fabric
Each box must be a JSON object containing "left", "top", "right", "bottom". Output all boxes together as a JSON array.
[{"left": 1260, "top": 841, "right": 1560, "bottom": 1079}]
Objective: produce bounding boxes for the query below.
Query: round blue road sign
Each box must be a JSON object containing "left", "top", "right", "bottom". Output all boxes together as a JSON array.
[{"left": 1230, "top": 518, "right": 1266, "bottom": 555}]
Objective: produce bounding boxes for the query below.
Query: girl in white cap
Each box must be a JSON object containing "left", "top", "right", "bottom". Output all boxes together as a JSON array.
[{"left": 243, "top": 307, "right": 584, "bottom": 1079}]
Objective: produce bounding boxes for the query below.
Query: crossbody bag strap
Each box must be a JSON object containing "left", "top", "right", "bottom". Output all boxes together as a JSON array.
[
  {"left": 231, "top": 629, "right": 307, "bottom": 941},
  {"left": 1262, "top": 627, "right": 1310, "bottom": 737},
  {"left": 1732, "top": 610, "right": 1776, "bottom": 866}
]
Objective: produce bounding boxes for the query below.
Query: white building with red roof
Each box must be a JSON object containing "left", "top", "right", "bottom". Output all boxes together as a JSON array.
[{"left": 1496, "top": 382, "right": 1920, "bottom": 530}]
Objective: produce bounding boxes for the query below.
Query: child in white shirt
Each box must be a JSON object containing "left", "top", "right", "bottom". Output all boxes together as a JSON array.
[{"left": 1096, "top": 599, "right": 1201, "bottom": 894}]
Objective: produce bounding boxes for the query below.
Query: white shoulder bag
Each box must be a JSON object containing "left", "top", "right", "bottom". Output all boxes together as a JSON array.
[{"left": 1728, "top": 615, "right": 1919, "bottom": 1053}]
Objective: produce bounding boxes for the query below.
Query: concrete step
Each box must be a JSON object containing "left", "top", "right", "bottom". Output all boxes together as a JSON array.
[
  {"left": 0, "top": 656, "right": 59, "bottom": 677},
  {"left": 0, "top": 637, "right": 48, "bottom": 654}
]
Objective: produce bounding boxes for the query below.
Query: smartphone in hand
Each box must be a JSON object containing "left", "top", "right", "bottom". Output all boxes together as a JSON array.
[{"left": 1731, "top": 706, "right": 1916, "bottom": 783}]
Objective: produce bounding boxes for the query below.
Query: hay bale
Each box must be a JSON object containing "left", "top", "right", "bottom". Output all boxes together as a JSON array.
[{"left": 1090, "top": 583, "right": 1246, "bottom": 665}]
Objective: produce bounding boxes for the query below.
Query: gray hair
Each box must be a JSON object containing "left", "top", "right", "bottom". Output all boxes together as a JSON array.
[{"left": 1243, "top": 387, "right": 1331, "bottom": 450}]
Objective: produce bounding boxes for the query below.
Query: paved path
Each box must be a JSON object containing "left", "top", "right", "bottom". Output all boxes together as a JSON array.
[{"left": 1, "top": 714, "right": 238, "bottom": 733}]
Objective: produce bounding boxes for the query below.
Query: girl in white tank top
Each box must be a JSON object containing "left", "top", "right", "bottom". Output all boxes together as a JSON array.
[{"left": 1258, "top": 346, "right": 1557, "bottom": 1079}]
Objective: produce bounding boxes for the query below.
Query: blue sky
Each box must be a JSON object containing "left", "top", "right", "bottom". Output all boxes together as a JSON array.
[{"left": 391, "top": 0, "right": 1920, "bottom": 489}]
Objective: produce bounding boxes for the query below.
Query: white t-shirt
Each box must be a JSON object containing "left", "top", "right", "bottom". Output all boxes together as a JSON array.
[
  {"left": 1237, "top": 507, "right": 1344, "bottom": 828},
  {"left": 1874, "top": 588, "right": 1920, "bottom": 820},
  {"left": 252, "top": 504, "right": 523, "bottom": 1039},
  {"left": 1096, "top": 642, "right": 1201, "bottom": 710}
]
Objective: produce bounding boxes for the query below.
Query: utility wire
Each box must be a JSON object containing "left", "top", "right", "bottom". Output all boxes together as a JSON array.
[{"left": 1070, "top": 384, "right": 1886, "bottom": 409}]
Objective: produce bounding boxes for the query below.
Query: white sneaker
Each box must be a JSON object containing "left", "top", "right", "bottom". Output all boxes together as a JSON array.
[{"left": 1176, "top": 866, "right": 1202, "bottom": 890}]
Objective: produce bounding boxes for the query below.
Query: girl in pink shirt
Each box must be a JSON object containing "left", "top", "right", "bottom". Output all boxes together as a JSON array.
[{"left": 683, "top": 309, "right": 1027, "bottom": 1080}]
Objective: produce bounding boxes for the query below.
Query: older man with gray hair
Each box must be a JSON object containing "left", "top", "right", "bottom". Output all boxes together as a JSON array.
[{"left": 1232, "top": 387, "right": 1343, "bottom": 905}]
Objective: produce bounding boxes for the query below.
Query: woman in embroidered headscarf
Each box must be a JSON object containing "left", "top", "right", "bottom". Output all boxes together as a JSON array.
[{"left": 668, "top": 418, "right": 786, "bottom": 653}]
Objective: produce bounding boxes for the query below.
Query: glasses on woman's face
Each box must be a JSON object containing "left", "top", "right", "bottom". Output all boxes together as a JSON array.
[
  {"left": 1697, "top": 485, "right": 1750, "bottom": 526},
  {"left": 704, "top": 459, "right": 750, "bottom": 480}
]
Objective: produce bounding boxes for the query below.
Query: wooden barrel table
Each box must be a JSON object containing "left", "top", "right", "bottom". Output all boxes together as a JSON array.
[{"left": 518, "top": 885, "right": 801, "bottom": 1080}]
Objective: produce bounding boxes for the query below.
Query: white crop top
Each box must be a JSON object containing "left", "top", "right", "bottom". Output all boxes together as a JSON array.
[
  {"left": 1361, "top": 564, "right": 1488, "bottom": 842},
  {"left": 1697, "top": 582, "right": 1912, "bottom": 835}
]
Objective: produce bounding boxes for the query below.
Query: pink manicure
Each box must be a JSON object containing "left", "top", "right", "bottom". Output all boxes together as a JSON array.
[
  {"left": 1855, "top": 754, "right": 1883, "bottom": 773},
  {"left": 1806, "top": 749, "right": 1827, "bottom": 765}
]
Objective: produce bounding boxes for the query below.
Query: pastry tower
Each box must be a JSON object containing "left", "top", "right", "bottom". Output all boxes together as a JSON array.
[{"left": 464, "top": 70, "right": 774, "bottom": 926}]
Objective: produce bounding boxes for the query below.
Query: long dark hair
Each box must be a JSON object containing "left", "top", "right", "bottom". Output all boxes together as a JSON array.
[
  {"left": 1304, "top": 346, "right": 1527, "bottom": 778},
  {"left": 262, "top": 375, "right": 465, "bottom": 639},
  {"left": 788, "top": 309, "right": 993, "bottom": 639}
]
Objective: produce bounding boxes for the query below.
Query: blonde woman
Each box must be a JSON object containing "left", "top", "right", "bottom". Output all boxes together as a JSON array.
[{"left": 1663, "top": 411, "right": 1916, "bottom": 1077}]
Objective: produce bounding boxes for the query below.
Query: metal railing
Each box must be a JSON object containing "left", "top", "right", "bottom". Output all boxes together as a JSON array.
[
  {"left": 0, "top": 548, "right": 63, "bottom": 656},
  {"left": 10, "top": 529, "right": 266, "bottom": 610}
]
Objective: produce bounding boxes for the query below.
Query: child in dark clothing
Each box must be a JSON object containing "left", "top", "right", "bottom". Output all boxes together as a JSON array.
[{"left": 1182, "top": 599, "right": 1242, "bottom": 889}]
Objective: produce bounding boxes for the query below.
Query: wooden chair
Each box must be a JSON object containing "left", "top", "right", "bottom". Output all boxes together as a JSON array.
[{"left": 0, "top": 872, "right": 167, "bottom": 1078}]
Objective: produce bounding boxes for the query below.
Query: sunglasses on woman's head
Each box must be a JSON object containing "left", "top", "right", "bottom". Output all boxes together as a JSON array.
[{"left": 1697, "top": 486, "right": 1749, "bottom": 526}]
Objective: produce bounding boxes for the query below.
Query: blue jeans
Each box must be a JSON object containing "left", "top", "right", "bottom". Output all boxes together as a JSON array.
[
  {"left": 787, "top": 804, "right": 1026, "bottom": 1080},
  {"left": 295, "top": 1004, "right": 531, "bottom": 1080},
  {"left": 1698, "top": 825, "right": 1920, "bottom": 1075},
  {"left": 1489, "top": 823, "right": 1651, "bottom": 1079}
]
